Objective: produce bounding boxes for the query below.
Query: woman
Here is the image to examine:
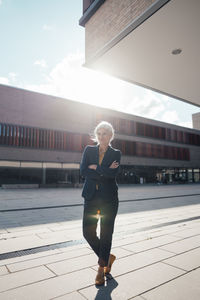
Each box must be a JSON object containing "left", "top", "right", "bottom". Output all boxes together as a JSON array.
[{"left": 80, "top": 121, "right": 121, "bottom": 285}]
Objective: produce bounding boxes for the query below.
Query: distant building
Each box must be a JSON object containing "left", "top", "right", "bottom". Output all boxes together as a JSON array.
[
  {"left": 0, "top": 84, "right": 200, "bottom": 186},
  {"left": 192, "top": 112, "right": 200, "bottom": 130}
]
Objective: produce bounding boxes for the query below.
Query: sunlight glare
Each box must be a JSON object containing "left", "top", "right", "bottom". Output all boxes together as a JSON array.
[{"left": 82, "top": 68, "right": 123, "bottom": 110}]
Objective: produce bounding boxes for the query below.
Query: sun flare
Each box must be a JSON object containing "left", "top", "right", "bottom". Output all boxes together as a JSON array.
[{"left": 80, "top": 68, "right": 123, "bottom": 110}]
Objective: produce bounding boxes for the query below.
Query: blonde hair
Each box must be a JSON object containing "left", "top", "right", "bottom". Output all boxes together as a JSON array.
[{"left": 92, "top": 121, "right": 114, "bottom": 144}]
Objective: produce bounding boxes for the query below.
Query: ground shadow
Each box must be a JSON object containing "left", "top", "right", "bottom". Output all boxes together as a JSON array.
[{"left": 95, "top": 276, "right": 118, "bottom": 300}]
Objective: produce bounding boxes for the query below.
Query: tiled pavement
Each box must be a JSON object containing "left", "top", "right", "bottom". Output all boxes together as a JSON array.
[{"left": 0, "top": 185, "right": 200, "bottom": 299}]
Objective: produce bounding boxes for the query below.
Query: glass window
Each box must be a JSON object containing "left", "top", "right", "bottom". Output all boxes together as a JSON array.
[
  {"left": 10, "top": 126, "right": 13, "bottom": 137},
  {"left": 21, "top": 127, "right": 23, "bottom": 138},
  {"left": 125, "top": 141, "right": 133, "bottom": 155},
  {"left": 136, "top": 123, "right": 145, "bottom": 136},
  {"left": 177, "top": 131, "right": 183, "bottom": 143},
  {"left": 166, "top": 128, "right": 171, "bottom": 140},
  {"left": 7, "top": 125, "right": 9, "bottom": 136},
  {"left": 154, "top": 127, "right": 159, "bottom": 138},
  {"left": 194, "top": 172, "right": 200, "bottom": 182},
  {"left": 146, "top": 143, "right": 152, "bottom": 157},
  {"left": 3, "top": 125, "right": 6, "bottom": 136}
]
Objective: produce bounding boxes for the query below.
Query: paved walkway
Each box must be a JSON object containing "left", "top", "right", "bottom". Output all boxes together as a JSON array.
[{"left": 0, "top": 184, "right": 200, "bottom": 299}]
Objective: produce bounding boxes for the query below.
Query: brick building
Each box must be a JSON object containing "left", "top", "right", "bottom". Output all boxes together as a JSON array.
[
  {"left": 193, "top": 112, "right": 200, "bottom": 131},
  {"left": 0, "top": 84, "right": 200, "bottom": 186},
  {"left": 79, "top": 0, "right": 200, "bottom": 108}
]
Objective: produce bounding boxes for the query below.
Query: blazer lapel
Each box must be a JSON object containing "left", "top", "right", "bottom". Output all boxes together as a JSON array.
[
  {"left": 101, "top": 145, "right": 111, "bottom": 165},
  {"left": 95, "top": 145, "right": 99, "bottom": 164},
  {"left": 95, "top": 145, "right": 111, "bottom": 165}
]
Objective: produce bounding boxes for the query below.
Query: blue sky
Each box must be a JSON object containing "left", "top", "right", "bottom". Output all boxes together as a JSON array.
[
  {"left": 0, "top": 0, "right": 199, "bottom": 128},
  {"left": 0, "top": 0, "right": 84, "bottom": 84}
]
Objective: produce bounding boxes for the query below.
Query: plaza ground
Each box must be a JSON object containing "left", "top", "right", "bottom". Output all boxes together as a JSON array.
[{"left": 0, "top": 184, "right": 200, "bottom": 299}]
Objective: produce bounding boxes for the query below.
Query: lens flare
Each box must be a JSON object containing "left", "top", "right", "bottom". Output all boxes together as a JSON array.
[{"left": 91, "top": 210, "right": 102, "bottom": 219}]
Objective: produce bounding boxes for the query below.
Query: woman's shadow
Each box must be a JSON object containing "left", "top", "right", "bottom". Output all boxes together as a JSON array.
[{"left": 95, "top": 274, "right": 118, "bottom": 300}]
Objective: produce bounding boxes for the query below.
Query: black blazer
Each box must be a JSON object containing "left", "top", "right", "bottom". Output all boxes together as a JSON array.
[{"left": 80, "top": 145, "right": 121, "bottom": 201}]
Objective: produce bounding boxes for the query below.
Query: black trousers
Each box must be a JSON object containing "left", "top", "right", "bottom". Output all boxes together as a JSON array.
[{"left": 82, "top": 190, "right": 118, "bottom": 267}]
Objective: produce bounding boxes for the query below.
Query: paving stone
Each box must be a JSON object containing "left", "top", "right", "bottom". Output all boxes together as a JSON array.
[
  {"left": 58, "top": 243, "right": 88, "bottom": 253},
  {"left": 36, "top": 230, "right": 76, "bottom": 240},
  {"left": 187, "top": 220, "right": 200, "bottom": 228},
  {"left": 54, "top": 291, "right": 86, "bottom": 300},
  {"left": 140, "top": 223, "right": 193, "bottom": 238},
  {"left": 170, "top": 227, "right": 200, "bottom": 238},
  {"left": 115, "top": 222, "right": 157, "bottom": 233},
  {"left": 159, "top": 235, "right": 200, "bottom": 254},
  {"left": 0, "top": 234, "right": 72, "bottom": 255},
  {"left": 49, "top": 222, "right": 81, "bottom": 232},
  {"left": 47, "top": 253, "right": 98, "bottom": 275},
  {"left": 92, "top": 248, "right": 175, "bottom": 276},
  {"left": 80, "top": 262, "right": 185, "bottom": 300},
  {"left": 0, "top": 235, "right": 45, "bottom": 254},
  {"left": 87, "top": 246, "right": 132, "bottom": 265},
  {"left": 6, "top": 224, "right": 51, "bottom": 232},
  {"left": 0, "top": 266, "right": 54, "bottom": 293},
  {"left": 122, "top": 235, "right": 180, "bottom": 253},
  {"left": 0, "top": 268, "right": 96, "bottom": 300},
  {"left": 7, "top": 247, "right": 92, "bottom": 272},
  {"left": 112, "top": 234, "right": 148, "bottom": 248},
  {"left": 0, "top": 266, "right": 9, "bottom": 276},
  {"left": 109, "top": 247, "right": 133, "bottom": 258},
  {"left": 36, "top": 235, "right": 74, "bottom": 244},
  {"left": 0, "top": 228, "right": 51, "bottom": 240},
  {"left": 162, "top": 247, "right": 200, "bottom": 271},
  {"left": 141, "top": 268, "right": 200, "bottom": 300},
  {"left": 0, "top": 186, "right": 200, "bottom": 299}
]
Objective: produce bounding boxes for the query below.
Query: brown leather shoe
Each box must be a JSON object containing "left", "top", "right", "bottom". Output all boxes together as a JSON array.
[
  {"left": 95, "top": 268, "right": 105, "bottom": 286},
  {"left": 104, "top": 254, "right": 116, "bottom": 274}
]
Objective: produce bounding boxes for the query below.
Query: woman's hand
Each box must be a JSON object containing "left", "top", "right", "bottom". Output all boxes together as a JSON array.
[
  {"left": 88, "top": 164, "right": 97, "bottom": 170},
  {"left": 109, "top": 160, "right": 119, "bottom": 169}
]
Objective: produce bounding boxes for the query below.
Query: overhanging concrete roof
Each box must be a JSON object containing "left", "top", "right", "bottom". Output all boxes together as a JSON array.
[{"left": 85, "top": 0, "right": 200, "bottom": 107}]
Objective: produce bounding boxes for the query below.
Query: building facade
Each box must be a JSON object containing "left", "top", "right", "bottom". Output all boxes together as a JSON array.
[
  {"left": 0, "top": 84, "right": 200, "bottom": 186},
  {"left": 79, "top": 0, "right": 200, "bottom": 108},
  {"left": 193, "top": 112, "right": 200, "bottom": 130}
]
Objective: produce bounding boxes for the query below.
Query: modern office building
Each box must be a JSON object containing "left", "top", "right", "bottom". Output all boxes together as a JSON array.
[
  {"left": 193, "top": 112, "right": 200, "bottom": 130},
  {"left": 0, "top": 84, "right": 200, "bottom": 186},
  {"left": 79, "top": 0, "right": 200, "bottom": 108}
]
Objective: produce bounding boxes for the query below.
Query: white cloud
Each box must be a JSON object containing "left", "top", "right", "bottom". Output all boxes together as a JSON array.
[
  {"left": 177, "top": 120, "right": 193, "bottom": 129},
  {"left": 9, "top": 72, "right": 18, "bottom": 82},
  {"left": 25, "top": 52, "right": 192, "bottom": 128},
  {"left": 0, "top": 76, "right": 9, "bottom": 85},
  {"left": 42, "top": 24, "right": 53, "bottom": 31},
  {"left": 112, "top": 89, "right": 170, "bottom": 122},
  {"left": 34, "top": 59, "right": 47, "bottom": 68},
  {"left": 29, "top": 53, "right": 94, "bottom": 100},
  {"left": 0, "top": 0, "right": 2, "bottom": 6},
  {"left": 156, "top": 108, "right": 179, "bottom": 124}
]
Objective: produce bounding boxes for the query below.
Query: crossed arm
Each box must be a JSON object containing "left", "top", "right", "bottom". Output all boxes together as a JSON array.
[{"left": 80, "top": 147, "right": 121, "bottom": 179}]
